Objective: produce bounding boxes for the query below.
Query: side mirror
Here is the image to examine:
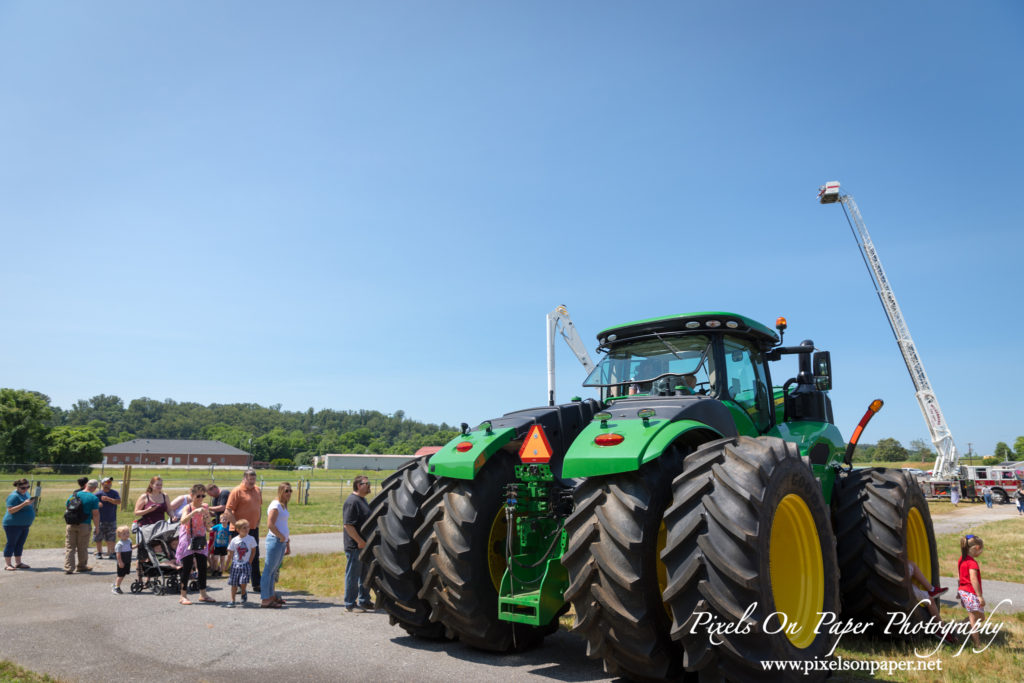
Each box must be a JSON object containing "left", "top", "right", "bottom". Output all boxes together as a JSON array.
[{"left": 813, "top": 351, "right": 832, "bottom": 391}]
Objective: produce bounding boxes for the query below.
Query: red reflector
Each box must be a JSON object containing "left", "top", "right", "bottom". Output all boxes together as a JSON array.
[
  {"left": 455, "top": 441, "right": 474, "bottom": 452},
  {"left": 594, "top": 433, "right": 624, "bottom": 447}
]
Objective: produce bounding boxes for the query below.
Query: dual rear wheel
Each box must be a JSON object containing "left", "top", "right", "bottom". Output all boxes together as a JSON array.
[{"left": 365, "top": 437, "right": 937, "bottom": 682}]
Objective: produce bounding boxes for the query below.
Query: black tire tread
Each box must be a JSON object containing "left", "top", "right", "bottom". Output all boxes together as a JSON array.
[
  {"left": 361, "top": 457, "right": 447, "bottom": 638},
  {"left": 562, "top": 450, "right": 685, "bottom": 682},
  {"left": 833, "top": 467, "right": 939, "bottom": 623},
  {"left": 415, "top": 452, "right": 548, "bottom": 651},
  {"left": 663, "top": 436, "right": 840, "bottom": 681}
]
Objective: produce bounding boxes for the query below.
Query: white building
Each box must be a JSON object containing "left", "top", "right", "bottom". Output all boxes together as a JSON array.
[{"left": 317, "top": 454, "right": 420, "bottom": 471}]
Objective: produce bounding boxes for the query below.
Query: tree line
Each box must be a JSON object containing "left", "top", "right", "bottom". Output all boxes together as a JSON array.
[
  {"left": 3, "top": 388, "right": 1022, "bottom": 469},
  {"left": 849, "top": 436, "right": 1024, "bottom": 466},
  {"left": 0, "top": 388, "right": 458, "bottom": 466}
]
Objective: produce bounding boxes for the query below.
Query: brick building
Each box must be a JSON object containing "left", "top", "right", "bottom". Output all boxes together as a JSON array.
[{"left": 102, "top": 439, "right": 251, "bottom": 467}]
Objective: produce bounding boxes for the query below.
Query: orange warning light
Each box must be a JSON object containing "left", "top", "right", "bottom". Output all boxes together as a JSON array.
[{"left": 519, "top": 425, "right": 554, "bottom": 464}]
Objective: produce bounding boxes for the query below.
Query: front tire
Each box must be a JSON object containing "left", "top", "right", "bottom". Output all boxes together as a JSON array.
[
  {"left": 562, "top": 448, "right": 686, "bottom": 681},
  {"left": 663, "top": 436, "right": 840, "bottom": 681},
  {"left": 833, "top": 468, "right": 939, "bottom": 625}
]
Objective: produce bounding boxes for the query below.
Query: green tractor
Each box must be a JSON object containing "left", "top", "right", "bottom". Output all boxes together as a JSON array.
[{"left": 360, "top": 312, "right": 939, "bottom": 681}]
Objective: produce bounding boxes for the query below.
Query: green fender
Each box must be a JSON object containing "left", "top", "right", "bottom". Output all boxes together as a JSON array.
[
  {"left": 427, "top": 426, "right": 516, "bottom": 480},
  {"left": 561, "top": 419, "right": 723, "bottom": 478}
]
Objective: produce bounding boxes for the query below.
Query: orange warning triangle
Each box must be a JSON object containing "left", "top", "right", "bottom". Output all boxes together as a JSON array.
[{"left": 519, "top": 424, "right": 553, "bottom": 463}]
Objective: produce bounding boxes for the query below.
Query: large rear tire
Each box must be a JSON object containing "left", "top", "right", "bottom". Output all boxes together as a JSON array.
[
  {"left": 360, "top": 457, "right": 448, "bottom": 639},
  {"left": 833, "top": 467, "right": 939, "bottom": 625},
  {"left": 416, "top": 451, "right": 552, "bottom": 651},
  {"left": 663, "top": 436, "right": 840, "bottom": 681},
  {"left": 562, "top": 448, "right": 686, "bottom": 682}
]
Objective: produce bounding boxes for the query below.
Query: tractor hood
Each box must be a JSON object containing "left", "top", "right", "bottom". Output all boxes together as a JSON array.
[{"left": 561, "top": 396, "right": 737, "bottom": 478}]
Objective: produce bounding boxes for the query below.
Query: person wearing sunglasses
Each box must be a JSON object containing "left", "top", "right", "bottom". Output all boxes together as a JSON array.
[
  {"left": 223, "top": 469, "right": 264, "bottom": 595},
  {"left": 342, "top": 476, "right": 374, "bottom": 612},
  {"left": 4, "top": 479, "right": 36, "bottom": 570},
  {"left": 260, "top": 483, "right": 292, "bottom": 608},
  {"left": 176, "top": 484, "right": 216, "bottom": 605}
]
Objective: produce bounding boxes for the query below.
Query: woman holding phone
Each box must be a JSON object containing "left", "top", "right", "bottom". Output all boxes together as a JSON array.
[
  {"left": 4, "top": 479, "right": 36, "bottom": 570},
  {"left": 176, "top": 484, "right": 216, "bottom": 605}
]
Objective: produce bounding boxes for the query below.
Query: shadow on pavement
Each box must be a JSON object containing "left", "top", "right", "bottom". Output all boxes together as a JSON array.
[{"left": 389, "top": 630, "right": 610, "bottom": 682}]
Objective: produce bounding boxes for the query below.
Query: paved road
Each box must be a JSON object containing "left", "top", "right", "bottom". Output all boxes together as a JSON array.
[
  {"left": 0, "top": 536, "right": 611, "bottom": 683},
  {"left": 3, "top": 504, "right": 1021, "bottom": 683}
]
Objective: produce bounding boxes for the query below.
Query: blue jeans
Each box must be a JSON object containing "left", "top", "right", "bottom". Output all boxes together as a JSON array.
[
  {"left": 344, "top": 549, "right": 370, "bottom": 608},
  {"left": 984, "top": 493, "right": 993, "bottom": 508},
  {"left": 260, "top": 535, "right": 286, "bottom": 602},
  {"left": 3, "top": 525, "right": 30, "bottom": 559}
]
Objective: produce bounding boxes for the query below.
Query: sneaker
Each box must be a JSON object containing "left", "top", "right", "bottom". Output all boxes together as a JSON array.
[
  {"left": 227, "top": 602, "right": 236, "bottom": 608},
  {"left": 345, "top": 606, "right": 366, "bottom": 613},
  {"left": 112, "top": 586, "right": 123, "bottom": 594},
  {"left": 928, "top": 586, "right": 949, "bottom": 598},
  {"left": 96, "top": 553, "right": 104, "bottom": 560},
  {"left": 241, "top": 592, "right": 248, "bottom": 604},
  {"left": 357, "top": 602, "right": 375, "bottom": 611},
  {"left": 77, "top": 567, "right": 94, "bottom": 573},
  {"left": 65, "top": 570, "right": 74, "bottom": 574}
]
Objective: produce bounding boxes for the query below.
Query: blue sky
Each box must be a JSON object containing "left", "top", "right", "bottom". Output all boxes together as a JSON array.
[{"left": 1, "top": 2, "right": 1021, "bottom": 457}]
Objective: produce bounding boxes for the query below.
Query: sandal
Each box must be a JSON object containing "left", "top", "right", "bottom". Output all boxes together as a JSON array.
[
  {"left": 179, "top": 598, "right": 193, "bottom": 605},
  {"left": 3, "top": 566, "right": 15, "bottom": 571},
  {"left": 14, "top": 563, "right": 30, "bottom": 569},
  {"left": 198, "top": 596, "right": 217, "bottom": 603}
]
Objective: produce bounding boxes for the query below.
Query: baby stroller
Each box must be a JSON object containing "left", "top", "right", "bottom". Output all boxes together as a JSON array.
[{"left": 130, "top": 520, "right": 191, "bottom": 595}]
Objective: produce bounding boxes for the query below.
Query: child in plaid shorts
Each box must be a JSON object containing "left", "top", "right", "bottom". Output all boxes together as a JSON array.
[{"left": 226, "top": 519, "right": 257, "bottom": 607}]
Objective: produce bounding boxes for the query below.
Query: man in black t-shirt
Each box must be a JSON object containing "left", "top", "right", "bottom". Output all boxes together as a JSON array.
[{"left": 342, "top": 475, "right": 372, "bottom": 612}]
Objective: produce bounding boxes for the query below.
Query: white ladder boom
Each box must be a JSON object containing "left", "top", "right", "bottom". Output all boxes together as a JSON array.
[
  {"left": 546, "top": 305, "right": 595, "bottom": 406},
  {"left": 819, "top": 182, "right": 960, "bottom": 479}
]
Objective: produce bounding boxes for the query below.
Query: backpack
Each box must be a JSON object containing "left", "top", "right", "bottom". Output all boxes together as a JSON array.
[{"left": 64, "top": 492, "right": 87, "bottom": 525}]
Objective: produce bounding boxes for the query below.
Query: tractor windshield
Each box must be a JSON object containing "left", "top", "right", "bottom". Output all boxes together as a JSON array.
[{"left": 584, "top": 335, "right": 713, "bottom": 399}]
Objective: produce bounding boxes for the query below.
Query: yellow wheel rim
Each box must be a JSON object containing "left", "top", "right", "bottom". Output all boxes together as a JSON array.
[
  {"left": 769, "top": 494, "right": 824, "bottom": 649},
  {"left": 657, "top": 520, "right": 670, "bottom": 617},
  {"left": 906, "top": 507, "right": 931, "bottom": 586},
  {"left": 487, "top": 506, "right": 508, "bottom": 593}
]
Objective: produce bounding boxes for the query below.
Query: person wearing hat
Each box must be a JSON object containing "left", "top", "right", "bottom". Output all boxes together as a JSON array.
[
  {"left": 94, "top": 477, "right": 121, "bottom": 560},
  {"left": 222, "top": 469, "right": 264, "bottom": 592},
  {"left": 65, "top": 478, "right": 100, "bottom": 574}
]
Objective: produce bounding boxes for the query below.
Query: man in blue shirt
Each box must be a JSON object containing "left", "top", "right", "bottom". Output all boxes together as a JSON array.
[
  {"left": 94, "top": 477, "right": 121, "bottom": 560},
  {"left": 64, "top": 478, "right": 101, "bottom": 574}
]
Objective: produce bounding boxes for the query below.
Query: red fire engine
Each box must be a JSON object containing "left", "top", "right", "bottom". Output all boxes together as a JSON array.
[{"left": 924, "top": 464, "right": 1024, "bottom": 504}]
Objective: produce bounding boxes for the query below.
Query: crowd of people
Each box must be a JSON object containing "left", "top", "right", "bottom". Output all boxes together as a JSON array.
[
  {"left": 4, "top": 469, "right": 378, "bottom": 613},
  {"left": 4, "top": 474, "right": 1001, "bottom": 642},
  {"left": 2, "top": 469, "right": 315, "bottom": 610}
]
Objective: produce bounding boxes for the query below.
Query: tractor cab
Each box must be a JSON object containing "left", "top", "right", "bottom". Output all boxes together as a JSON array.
[{"left": 585, "top": 312, "right": 780, "bottom": 433}]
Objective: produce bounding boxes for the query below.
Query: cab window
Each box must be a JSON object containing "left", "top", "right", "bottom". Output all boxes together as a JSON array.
[{"left": 722, "top": 337, "right": 772, "bottom": 432}]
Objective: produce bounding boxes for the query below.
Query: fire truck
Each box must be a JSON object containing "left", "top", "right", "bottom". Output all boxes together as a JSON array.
[{"left": 923, "top": 464, "right": 1024, "bottom": 504}]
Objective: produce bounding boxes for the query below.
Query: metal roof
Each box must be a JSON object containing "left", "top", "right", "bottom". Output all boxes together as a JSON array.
[{"left": 102, "top": 439, "right": 250, "bottom": 455}]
